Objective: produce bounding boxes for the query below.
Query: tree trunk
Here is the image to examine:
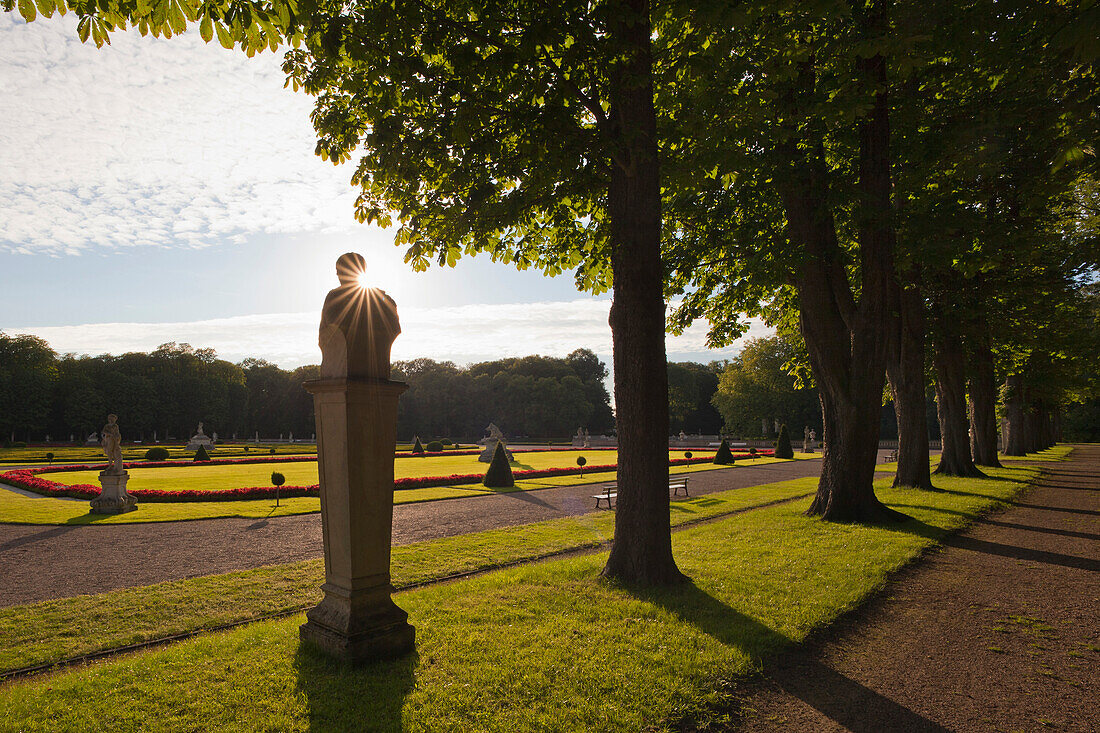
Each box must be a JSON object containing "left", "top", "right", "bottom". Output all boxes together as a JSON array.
[
  {"left": 932, "top": 323, "right": 984, "bottom": 477},
  {"left": 886, "top": 274, "right": 934, "bottom": 489},
  {"left": 1003, "top": 373, "right": 1027, "bottom": 455},
  {"left": 967, "top": 325, "right": 1002, "bottom": 467},
  {"left": 780, "top": 50, "right": 902, "bottom": 523},
  {"left": 600, "top": 0, "right": 684, "bottom": 585}
]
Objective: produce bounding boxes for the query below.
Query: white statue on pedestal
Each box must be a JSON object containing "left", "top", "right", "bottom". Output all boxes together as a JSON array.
[{"left": 91, "top": 414, "right": 136, "bottom": 514}]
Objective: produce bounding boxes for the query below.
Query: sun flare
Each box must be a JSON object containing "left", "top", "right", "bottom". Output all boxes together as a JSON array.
[{"left": 355, "top": 271, "right": 370, "bottom": 289}]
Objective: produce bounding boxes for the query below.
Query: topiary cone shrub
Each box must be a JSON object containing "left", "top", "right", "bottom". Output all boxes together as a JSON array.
[
  {"left": 774, "top": 424, "right": 794, "bottom": 459},
  {"left": 412, "top": 436, "right": 425, "bottom": 454},
  {"left": 483, "top": 441, "right": 515, "bottom": 488},
  {"left": 713, "top": 439, "right": 736, "bottom": 465},
  {"left": 194, "top": 444, "right": 211, "bottom": 462}
]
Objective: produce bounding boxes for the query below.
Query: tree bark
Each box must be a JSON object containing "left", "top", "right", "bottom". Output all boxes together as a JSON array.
[
  {"left": 1003, "top": 373, "right": 1028, "bottom": 455},
  {"left": 600, "top": 0, "right": 684, "bottom": 585},
  {"left": 886, "top": 273, "right": 934, "bottom": 489},
  {"left": 932, "top": 322, "right": 984, "bottom": 477},
  {"left": 779, "top": 49, "right": 903, "bottom": 523},
  {"left": 967, "top": 323, "right": 1002, "bottom": 467}
]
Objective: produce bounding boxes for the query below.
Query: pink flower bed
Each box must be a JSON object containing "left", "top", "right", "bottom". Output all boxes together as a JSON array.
[{"left": 1, "top": 449, "right": 766, "bottom": 502}]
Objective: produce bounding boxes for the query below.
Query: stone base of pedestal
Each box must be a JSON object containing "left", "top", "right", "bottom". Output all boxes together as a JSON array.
[
  {"left": 91, "top": 471, "right": 137, "bottom": 514},
  {"left": 803, "top": 441, "right": 814, "bottom": 453},
  {"left": 300, "top": 583, "right": 415, "bottom": 663}
]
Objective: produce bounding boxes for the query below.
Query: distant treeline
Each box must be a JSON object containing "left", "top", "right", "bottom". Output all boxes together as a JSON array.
[{"left": 0, "top": 333, "right": 637, "bottom": 443}]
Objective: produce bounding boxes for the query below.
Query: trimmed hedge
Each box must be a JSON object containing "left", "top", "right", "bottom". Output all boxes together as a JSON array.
[
  {"left": 482, "top": 441, "right": 515, "bottom": 488},
  {"left": 774, "top": 425, "right": 794, "bottom": 459}
]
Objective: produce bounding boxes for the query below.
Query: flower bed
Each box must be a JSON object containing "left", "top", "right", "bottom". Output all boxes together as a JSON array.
[{"left": 1, "top": 451, "right": 767, "bottom": 502}]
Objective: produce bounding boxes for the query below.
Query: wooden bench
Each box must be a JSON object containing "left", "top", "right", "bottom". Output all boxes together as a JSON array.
[
  {"left": 594, "top": 477, "right": 690, "bottom": 509},
  {"left": 669, "top": 476, "right": 690, "bottom": 498},
  {"left": 594, "top": 482, "right": 618, "bottom": 509}
]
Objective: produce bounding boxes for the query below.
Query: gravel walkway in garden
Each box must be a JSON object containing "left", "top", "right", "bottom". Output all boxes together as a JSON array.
[
  {"left": 0, "top": 455, "right": 844, "bottom": 607},
  {"left": 733, "top": 445, "right": 1099, "bottom": 733}
]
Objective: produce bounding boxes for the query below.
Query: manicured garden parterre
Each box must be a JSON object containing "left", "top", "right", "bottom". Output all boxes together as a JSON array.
[{"left": 0, "top": 461, "right": 1048, "bottom": 731}]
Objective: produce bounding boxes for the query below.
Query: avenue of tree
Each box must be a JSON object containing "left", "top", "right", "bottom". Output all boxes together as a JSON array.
[{"left": 5, "top": 0, "right": 1098, "bottom": 583}]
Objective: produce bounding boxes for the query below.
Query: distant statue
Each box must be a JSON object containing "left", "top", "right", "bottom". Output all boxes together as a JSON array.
[
  {"left": 576, "top": 427, "right": 585, "bottom": 438},
  {"left": 804, "top": 426, "right": 810, "bottom": 441},
  {"left": 319, "top": 252, "right": 401, "bottom": 380},
  {"left": 212, "top": 431, "right": 218, "bottom": 443},
  {"left": 187, "top": 421, "right": 215, "bottom": 451},
  {"left": 810, "top": 429, "right": 817, "bottom": 442},
  {"left": 86, "top": 431, "right": 98, "bottom": 444},
  {"left": 101, "top": 415, "right": 124, "bottom": 475},
  {"left": 289, "top": 432, "right": 294, "bottom": 442},
  {"left": 478, "top": 423, "right": 512, "bottom": 462}
]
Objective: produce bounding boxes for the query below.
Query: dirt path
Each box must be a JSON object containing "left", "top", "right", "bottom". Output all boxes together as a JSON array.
[
  {"left": 734, "top": 446, "right": 1100, "bottom": 733},
  {"left": 0, "top": 456, "right": 836, "bottom": 607}
]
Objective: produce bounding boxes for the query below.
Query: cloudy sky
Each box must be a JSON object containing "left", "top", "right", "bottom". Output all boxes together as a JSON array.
[{"left": 0, "top": 14, "right": 769, "bottom": 370}]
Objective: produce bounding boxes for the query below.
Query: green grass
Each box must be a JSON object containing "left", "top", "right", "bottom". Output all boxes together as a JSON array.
[
  {"left": 0, "top": 443, "right": 317, "bottom": 465},
  {"left": 0, "top": 465, "right": 1039, "bottom": 731},
  {"left": 997, "top": 445, "right": 1074, "bottom": 461},
  {"left": 41, "top": 450, "right": 717, "bottom": 491},
  {"left": 0, "top": 477, "right": 820, "bottom": 673},
  {"left": 0, "top": 453, "right": 806, "bottom": 525}
]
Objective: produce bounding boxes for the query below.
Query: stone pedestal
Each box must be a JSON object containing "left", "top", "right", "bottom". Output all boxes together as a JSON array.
[
  {"left": 300, "top": 377, "right": 414, "bottom": 663},
  {"left": 91, "top": 471, "right": 137, "bottom": 514}
]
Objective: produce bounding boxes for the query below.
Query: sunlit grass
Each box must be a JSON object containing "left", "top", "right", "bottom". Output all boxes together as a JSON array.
[
  {"left": 0, "top": 466, "right": 1037, "bottom": 731},
  {"left": 0, "top": 477, "right": 821, "bottom": 673}
]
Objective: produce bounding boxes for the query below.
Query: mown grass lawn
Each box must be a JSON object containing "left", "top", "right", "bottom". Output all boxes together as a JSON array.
[
  {"left": 0, "top": 454, "right": 810, "bottom": 525},
  {"left": 0, "top": 465, "right": 1040, "bottom": 731},
  {"left": 40, "top": 450, "right": 716, "bottom": 492},
  {"left": 0, "top": 477, "right": 820, "bottom": 673}
]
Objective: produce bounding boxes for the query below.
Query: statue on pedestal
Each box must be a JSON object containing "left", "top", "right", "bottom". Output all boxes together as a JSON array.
[
  {"left": 186, "top": 422, "right": 215, "bottom": 452},
  {"left": 91, "top": 414, "right": 136, "bottom": 514},
  {"left": 478, "top": 423, "right": 513, "bottom": 463},
  {"left": 301, "top": 252, "right": 414, "bottom": 663}
]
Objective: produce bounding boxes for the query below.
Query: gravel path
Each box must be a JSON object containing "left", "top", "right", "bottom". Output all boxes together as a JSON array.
[
  {"left": 0, "top": 456, "right": 839, "bottom": 607},
  {"left": 734, "top": 445, "right": 1099, "bottom": 733}
]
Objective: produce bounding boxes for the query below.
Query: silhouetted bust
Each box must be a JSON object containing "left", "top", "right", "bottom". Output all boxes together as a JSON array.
[{"left": 319, "top": 252, "right": 401, "bottom": 379}]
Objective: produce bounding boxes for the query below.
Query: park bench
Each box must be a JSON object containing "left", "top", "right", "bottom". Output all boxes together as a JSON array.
[
  {"left": 593, "top": 477, "right": 690, "bottom": 509},
  {"left": 669, "top": 475, "right": 690, "bottom": 498}
]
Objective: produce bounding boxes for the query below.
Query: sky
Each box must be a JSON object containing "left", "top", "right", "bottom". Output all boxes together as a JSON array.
[{"left": 0, "top": 14, "right": 770, "bottom": 372}]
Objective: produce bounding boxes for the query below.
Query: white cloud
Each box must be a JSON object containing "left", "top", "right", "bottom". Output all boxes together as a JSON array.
[
  {"left": 0, "top": 15, "right": 359, "bottom": 254},
  {"left": 5, "top": 300, "right": 772, "bottom": 368}
]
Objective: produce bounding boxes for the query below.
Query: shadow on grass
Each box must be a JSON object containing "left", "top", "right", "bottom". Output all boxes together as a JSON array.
[
  {"left": 630, "top": 581, "right": 950, "bottom": 732},
  {"left": 63, "top": 511, "right": 117, "bottom": 525},
  {"left": 294, "top": 642, "right": 418, "bottom": 732}
]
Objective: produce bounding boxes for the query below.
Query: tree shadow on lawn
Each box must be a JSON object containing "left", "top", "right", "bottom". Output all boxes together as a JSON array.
[
  {"left": 294, "top": 643, "right": 418, "bottom": 733},
  {"left": 630, "top": 581, "right": 950, "bottom": 732}
]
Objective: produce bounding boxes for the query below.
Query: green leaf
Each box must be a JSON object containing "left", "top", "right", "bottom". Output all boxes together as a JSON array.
[
  {"left": 215, "top": 21, "right": 233, "bottom": 49},
  {"left": 77, "top": 15, "right": 91, "bottom": 42},
  {"left": 199, "top": 15, "right": 213, "bottom": 43},
  {"left": 17, "top": 0, "right": 36, "bottom": 22}
]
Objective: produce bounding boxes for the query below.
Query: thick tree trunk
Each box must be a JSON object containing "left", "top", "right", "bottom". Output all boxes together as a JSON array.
[
  {"left": 1003, "top": 373, "right": 1027, "bottom": 455},
  {"left": 780, "top": 50, "right": 903, "bottom": 523},
  {"left": 932, "top": 323, "right": 985, "bottom": 477},
  {"left": 886, "top": 275, "right": 934, "bottom": 489},
  {"left": 967, "top": 325, "right": 1002, "bottom": 467},
  {"left": 600, "top": 0, "right": 684, "bottom": 585}
]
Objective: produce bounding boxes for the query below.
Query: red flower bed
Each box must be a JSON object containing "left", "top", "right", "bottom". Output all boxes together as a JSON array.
[{"left": 1, "top": 449, "right": 764, "bottom": 502}]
